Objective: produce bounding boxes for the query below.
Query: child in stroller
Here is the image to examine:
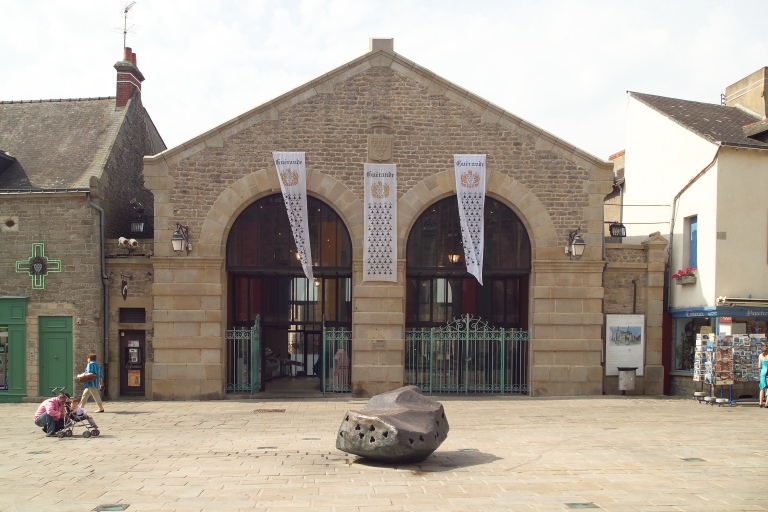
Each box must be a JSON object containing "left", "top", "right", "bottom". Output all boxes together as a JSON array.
[{"left": 58, "top": 397, "right": 101, "bottom": 438}]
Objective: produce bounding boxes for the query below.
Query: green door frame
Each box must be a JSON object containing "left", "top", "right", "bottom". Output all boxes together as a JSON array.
[
  {"left": 39, "top": 316, "right": 73, "bottom": 396},
  {"left": 0, "top": 297, "right": 27, "bottom": 403}
]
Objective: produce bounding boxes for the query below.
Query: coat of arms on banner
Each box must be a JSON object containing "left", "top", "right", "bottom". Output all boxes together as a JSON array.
[
  {"left": 368, "top": 135, "right": 393, "bottom": 162},
  {"left": 280, "top": 168, "right": 299, "bottom": 187}
]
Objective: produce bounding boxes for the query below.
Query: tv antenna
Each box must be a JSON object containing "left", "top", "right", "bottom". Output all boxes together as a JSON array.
[{"left": 121, "top": 2, "right": 137, "bottom": 49}]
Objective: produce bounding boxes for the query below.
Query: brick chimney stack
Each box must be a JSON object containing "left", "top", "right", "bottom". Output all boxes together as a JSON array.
[{"left": 114, "top": 47, "right": 145, "bottom": 108}]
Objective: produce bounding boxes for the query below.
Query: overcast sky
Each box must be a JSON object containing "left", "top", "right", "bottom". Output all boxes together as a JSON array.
[{"left": 3, "top": 0, "right": 767, "bottom": 160}]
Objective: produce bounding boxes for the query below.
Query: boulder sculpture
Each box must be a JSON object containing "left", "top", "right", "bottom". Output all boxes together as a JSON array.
[{"left": 336, "top": 385, "right": 449, "bottom": 463}]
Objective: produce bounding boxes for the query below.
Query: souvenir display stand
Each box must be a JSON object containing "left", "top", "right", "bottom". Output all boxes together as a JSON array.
[{"left": 693, "top": 333, "right": 765, "bottom": 406}]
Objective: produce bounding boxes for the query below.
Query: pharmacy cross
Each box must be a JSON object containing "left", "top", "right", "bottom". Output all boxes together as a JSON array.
[{"left": 15, "top": 243, "right": 62, "bottom": 290}]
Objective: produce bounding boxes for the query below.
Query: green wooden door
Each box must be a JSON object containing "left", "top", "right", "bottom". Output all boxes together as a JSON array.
[
  {"left": 0, "top": 298, "right": 27, "bottom": 403},
  {"left": 39, "top": 317, "right": 72, "bottom": 396}
]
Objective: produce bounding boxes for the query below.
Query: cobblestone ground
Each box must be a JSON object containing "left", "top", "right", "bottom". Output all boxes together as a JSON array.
[{"left": 0, "top": 396, "right": 765, "bottom": 512}]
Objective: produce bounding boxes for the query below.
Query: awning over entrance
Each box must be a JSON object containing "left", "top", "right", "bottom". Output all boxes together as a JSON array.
[{"left": 670, "top": 305, "right": 768, "bottom": 318}]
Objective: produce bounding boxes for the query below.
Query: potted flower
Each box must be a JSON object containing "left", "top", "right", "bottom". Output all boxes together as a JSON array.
[{"left": 672, "top": 267, "right": 697, "bottom": 285}]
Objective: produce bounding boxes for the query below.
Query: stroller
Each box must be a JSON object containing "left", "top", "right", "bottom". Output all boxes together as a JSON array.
[{"left": 50, "top": 387, "right": 100, "bottom": 439}]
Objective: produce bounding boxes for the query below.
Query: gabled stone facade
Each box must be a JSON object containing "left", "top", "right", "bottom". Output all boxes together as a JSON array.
[{"left": 143, "top": 38, "right": 621, "bottom": 399}]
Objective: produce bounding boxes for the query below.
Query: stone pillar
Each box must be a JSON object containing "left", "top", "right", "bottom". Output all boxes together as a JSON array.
[
  {"left": 350, "top": 260, "right": 405, "bottom": 398},
  {"left": 531, "top": 260, "right": 605, "bottom": 396},
  {"left": 642, "top": 232, "right": 668, "bottom": 395}
]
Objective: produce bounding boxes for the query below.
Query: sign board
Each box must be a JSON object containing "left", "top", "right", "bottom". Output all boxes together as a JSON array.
[{"left": 605, "top": 314, "right": 645, "bottom": 376}]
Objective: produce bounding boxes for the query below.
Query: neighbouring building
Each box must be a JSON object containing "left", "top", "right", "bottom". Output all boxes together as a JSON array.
[
  {"left": 0, "top": 48, "right": 165, "bottom": 402},
  {"left": 621, "top": 67, "right": 768, "bottom": 396}
]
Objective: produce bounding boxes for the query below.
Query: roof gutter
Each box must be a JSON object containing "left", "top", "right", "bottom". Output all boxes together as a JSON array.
[{"left": 86, "top": 192, "right": 110, "bottom": 395}]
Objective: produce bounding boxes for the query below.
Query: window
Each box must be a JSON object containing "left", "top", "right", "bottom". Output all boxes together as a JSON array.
[
  {"left": 686, "top": 215, "right": 698, "bottom": 269},
  {"left": 119, "top": 308, "right": 146, "bottom": 323},
  {"left": 405, "top": 197, "right": 531, "bottom": 329}
]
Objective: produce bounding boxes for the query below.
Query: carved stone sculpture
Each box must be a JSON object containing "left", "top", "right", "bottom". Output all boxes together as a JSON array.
[{"left": 336, "top": 385, "right": 449, "bottom": 463}]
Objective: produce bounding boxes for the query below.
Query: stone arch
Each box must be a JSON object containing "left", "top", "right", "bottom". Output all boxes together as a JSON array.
[
  {"left": 398, "top": 170, "right": 557, "bottom": 260},
  {"left": 196, "top": 168, "right": 364, "bottom": 259}
]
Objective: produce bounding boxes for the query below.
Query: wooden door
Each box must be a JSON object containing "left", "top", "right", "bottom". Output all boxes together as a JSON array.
[{"left": 39, "top": 317, "right": 72, "bottom": 396}]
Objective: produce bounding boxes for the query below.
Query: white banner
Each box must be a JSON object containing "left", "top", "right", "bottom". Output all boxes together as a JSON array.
[
  {"left": 454, "top": 154, "right": 486, "bottom": 285},
  {"left": 363, "top": 163, "right": 397, "bottom": 282},
  {"left": 273, "top": 151, "right": 313, "bottom": 281}
]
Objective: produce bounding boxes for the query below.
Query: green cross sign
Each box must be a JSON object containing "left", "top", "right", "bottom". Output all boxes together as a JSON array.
[{"left": 15, "top": 243, "right": 62, "bottom": 290}]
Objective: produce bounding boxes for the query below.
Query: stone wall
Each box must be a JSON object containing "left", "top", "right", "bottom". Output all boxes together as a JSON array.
[
  {"left": 603, "top": 233, "right": 668, "bottom": 395},
  {"left": 144, "top": 44, "right": 614, "bottom": 399},
  {"left": 0, "top": 194, "right": 102, "bottom": 396}
]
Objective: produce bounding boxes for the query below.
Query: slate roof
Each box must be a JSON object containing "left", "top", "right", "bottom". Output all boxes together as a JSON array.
[
  {"left": 0, "top": 97, "right": 125, "bottom": 190},
  {"left": 629, "top": 92, "right": 768, "bottom": 150}
]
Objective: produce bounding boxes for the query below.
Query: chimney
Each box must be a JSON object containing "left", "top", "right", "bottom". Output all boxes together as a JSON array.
[
  {"left": 724, "top": 67, "right": 768, "bottom": 119},
  {"left": 114, "top": 47, "right": 145, "bottom": 108}
]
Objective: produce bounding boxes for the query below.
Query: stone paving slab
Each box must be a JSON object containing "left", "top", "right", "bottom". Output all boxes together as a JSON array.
[{"left": 0, "top": 396, "right": 766, "bottom": 511}]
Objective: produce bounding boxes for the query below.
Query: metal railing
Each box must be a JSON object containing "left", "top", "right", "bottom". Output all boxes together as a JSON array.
[
  {"left": 405, "top": 314, "right": 529, "bottom": 394},
  {"left": 321, "top": 319, "right": 352, "bottom": 394},
  {"left": 225, "top": 316, "right": 260, "bottom": 394}
]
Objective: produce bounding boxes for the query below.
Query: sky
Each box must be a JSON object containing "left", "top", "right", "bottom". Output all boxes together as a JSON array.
[{"left": 2, "top": 0, "right": 767, "bottom": 160}]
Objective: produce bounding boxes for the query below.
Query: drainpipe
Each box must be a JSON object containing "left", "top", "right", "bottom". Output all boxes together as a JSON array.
[{"left": 86, "top": 193, "right": 110, "bottom": 394}]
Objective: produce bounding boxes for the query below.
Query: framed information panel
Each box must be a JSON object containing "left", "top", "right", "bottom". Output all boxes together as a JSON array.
[{"left": 605, "top": 314, "right": 645, "bottom": 376}]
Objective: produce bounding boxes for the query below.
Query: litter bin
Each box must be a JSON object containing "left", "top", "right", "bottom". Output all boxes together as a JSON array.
[{"left": 617, "top": 367, "right": 637, "bottom": 393}]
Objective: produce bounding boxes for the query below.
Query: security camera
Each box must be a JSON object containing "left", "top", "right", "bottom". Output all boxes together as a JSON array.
[
  {"left": 128, "top": 239, "right": 138, "bottom": 249},
  {"left": 118, "top": 237, "right": 129, "bottom": 247}
]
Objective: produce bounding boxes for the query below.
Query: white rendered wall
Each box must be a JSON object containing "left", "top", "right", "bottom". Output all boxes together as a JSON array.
[
  {"left": 624, "top": 98, "right": 718, "bottom": 243},
  {"left": 713, "top": 149, "right": 768, "bottom": 299},
  {"left": 668, "top": 159, "right": 718, "bottom": 309}
]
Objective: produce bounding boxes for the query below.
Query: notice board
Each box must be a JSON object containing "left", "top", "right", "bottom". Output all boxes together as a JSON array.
[{"left": 605, "top": 314, "right": 645, "bottom": 376}]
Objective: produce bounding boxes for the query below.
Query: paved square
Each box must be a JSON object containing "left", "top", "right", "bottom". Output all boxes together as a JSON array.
[{"left": 1, "top": 396, "right": 765, "bottom": 511}]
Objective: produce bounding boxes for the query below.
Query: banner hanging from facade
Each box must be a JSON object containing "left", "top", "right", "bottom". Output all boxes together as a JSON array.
[
  {"left": 273, "top": 151, "right": 313, "bottom": 281},
  {"left": 454, "top": 154, "right": 486, "bottom": 285},
  {"left": 363, "top": 163, "right": 397, "bottom": 282}
]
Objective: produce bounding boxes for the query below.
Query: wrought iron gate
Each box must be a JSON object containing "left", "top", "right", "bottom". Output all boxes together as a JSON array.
[
  {"left": 225, "top": 316, "right": 261, "bottom": 394},
  {"left": 405, "top": 314, "right": 529, "bottom": 394},
  {"left": 321, "top": 317, "right": 352, "bottom": 394}
]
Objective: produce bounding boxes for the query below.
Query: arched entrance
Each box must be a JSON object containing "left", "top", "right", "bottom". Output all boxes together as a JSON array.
[
  {"left": 405, "top": 196, "right": 532, "bottom": 393},
  {"left": 406, "top": 196, "right": 531, "bottom": 327},
  {"left": 226, "top": 194, "right": 352, "bottom": 392}
]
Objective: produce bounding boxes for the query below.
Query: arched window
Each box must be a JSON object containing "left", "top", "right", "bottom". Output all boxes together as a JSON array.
[
  {"left": 406, "top": 196, "right": 531, "bottom": 329},
  {"left": 226, "top": 195, "right": 352, "bottom": 378}
]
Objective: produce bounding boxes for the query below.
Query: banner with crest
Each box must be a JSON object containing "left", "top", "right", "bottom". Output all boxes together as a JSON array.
[
  {"left": 363, "top": 163, "right": 397, "bottom": 282},
  {"left": 273, "top": 151, "right": 313, "bottom": 281},
  {"left": 454, "top": 154, "right": 486, "bottom": 285}
]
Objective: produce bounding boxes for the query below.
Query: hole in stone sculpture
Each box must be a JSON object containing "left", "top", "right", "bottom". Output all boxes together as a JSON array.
[
  {"left": 419, "top": 435, "right": 424, "bottom": 442},
  {"left": 359, "top": 433, "right": 364, "bottom": 439},
  {"left": 5, "top": 219, "right": 15, "bottom": 228},
  {"left": 442, "top": 413, "right": 445, "bottom": 418},
  {"left": 436, "top": 420, "right": 440, "bottom": 426},
  {"left": 355, "top": 424, "right": 361, "bottom": 430},
  {"left": 435, "top": 431, "right": 439, "bottom": 438},
  {"left": 339, "top": 432, "right": 344, "bottom": 437},
  {"left": 370, "top": 436, "right": 375, "bottom": 443},
  {"left": 369, "top": 425, "right": 375, "bottom": 431},
  {"left": 409, "top": 438, "right": 414, "bottom": 444},
  {"left": 345, "top": 416, "right": 349, "bottom": 421},
  {"left": 383, "top": 431, "right": 388, "bottom": 438}
]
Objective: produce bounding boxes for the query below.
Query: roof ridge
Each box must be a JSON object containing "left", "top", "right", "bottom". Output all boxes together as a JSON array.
[{"left": 0, "top": 97, "right": 116, "bottom": 105}]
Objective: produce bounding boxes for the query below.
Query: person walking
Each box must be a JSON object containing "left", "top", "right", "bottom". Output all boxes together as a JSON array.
[
  {"left": 33, "top": 392, "right": 68, "bottom": 436},
  {"left": 759, "top": 343, "right": 768, "bottom": 408},
  {"left": 80, "top": 353, "right": 105, "bottom": 413}
]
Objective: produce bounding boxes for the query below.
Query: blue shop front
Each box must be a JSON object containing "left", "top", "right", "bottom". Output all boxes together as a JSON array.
[{"left": 670, "top": 304, "right": 768, "bottom": 396}]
